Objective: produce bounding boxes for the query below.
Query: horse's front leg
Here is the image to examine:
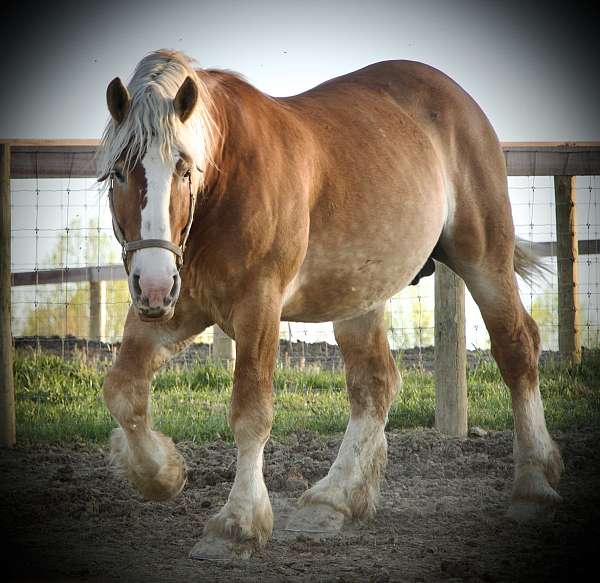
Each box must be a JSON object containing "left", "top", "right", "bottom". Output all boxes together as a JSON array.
[
  {"left": 103, "top": 303, "right": 208, "bottom": 501},
  {"left": 190, "top": 290, "right": 281, "bottom": 560}
]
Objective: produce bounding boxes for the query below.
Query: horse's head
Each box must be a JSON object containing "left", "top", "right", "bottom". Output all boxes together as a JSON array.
[{"left": 101, "top": 71, "right": 208, "bottom": 322}]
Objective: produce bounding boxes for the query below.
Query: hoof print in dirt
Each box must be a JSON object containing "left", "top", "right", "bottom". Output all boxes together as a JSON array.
[
  {"left": 284, "top": 503, "right": 345, "bottom": 538},
  {"left": 189, "top": 535, "right": 253, "bottom": 561}
]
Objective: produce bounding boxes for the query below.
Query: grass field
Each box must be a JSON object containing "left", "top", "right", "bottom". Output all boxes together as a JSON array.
[{"left": 13, "top": 350, "right": 600, "bottom": 443}]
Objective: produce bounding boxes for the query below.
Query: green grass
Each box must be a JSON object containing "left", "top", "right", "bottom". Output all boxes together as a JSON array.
[{"left": 13, "top": 350, "right": 600, "bottom": 444}]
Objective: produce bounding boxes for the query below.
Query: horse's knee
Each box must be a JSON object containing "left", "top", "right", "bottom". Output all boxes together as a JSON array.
[
  {"left": 103, "top": 365, "right": 149, "bottom": 429},
  {"left": 229, "top": 387, "right": 273, "bottom": 445}
]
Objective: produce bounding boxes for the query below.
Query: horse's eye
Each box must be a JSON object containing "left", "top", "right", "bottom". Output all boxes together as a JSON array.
[
  {"left": 113, "top": 169, "right": 125, "bottom": 183},
  {"left": 183, "top": 169, "right": 191, "bottom": 179}
]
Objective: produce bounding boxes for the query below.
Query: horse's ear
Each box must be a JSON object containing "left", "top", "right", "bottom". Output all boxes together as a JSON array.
[
  {"left": 106, "top": 77, "right": 130, "bottom": 124},
  {"left": 173, "top": 76, "right": 198, "bottom": 123}
]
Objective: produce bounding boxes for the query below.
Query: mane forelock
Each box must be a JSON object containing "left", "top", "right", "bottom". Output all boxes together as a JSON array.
[{"left": 97, "top": 49, "right": 219, "bottom": 179}]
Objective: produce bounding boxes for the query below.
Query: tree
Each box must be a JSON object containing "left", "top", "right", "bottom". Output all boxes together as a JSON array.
[{"left": 530, "top": 293, "right": 558, "bottom": 350}]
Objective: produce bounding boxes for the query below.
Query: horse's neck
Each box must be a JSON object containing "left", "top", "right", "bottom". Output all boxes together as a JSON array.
[{"left": 202, "top": 71, "right": 290, "bottom": 195}]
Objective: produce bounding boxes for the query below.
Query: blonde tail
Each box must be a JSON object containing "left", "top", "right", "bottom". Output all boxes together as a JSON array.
[{"left": 514, "top": 238, "right": 551, "bottom": 284}]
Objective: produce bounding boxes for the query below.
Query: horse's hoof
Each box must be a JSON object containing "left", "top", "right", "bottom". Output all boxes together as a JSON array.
[
  {"left": 284, "top": 502, "right": 345, "bottom": 538},
  {"left": 189, "top": 535, "right": 253, "bottom": 561},
  {"left": 509, "top": 468, "right": 562, "bottom": 522},
  {"left": 132, "top": 454, "right": 187, "bottom": 502},
  {"left": 110, "top": 429, "right": 187, "bottom": 501}
]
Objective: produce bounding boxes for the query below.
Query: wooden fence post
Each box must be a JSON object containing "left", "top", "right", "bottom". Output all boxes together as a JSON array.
[
  {"left": 213, "top": 325, "right": 235, "bottom": 370},
  {"left": 434, "top": 262, "right": 468, "bottom": 437},
  {"left": 554, "top": 176, "right": 581, "bottom": 364},
  {"left": 0, "top": 144, "right": 16, "bottom": 447},
  {"left": 89, "top": 280, "right": 107, "bottom": 342}
]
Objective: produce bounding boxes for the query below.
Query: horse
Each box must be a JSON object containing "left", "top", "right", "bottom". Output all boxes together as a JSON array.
[{"left": 98, "top": 49, "right": 563, "bottom": 559}]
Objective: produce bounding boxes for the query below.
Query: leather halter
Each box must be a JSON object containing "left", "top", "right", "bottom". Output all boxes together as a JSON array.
[{"left": 107, "top": 172, "right": 198, "bottom": 274}]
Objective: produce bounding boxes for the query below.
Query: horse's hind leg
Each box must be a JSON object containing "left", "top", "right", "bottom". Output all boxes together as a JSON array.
[
  {"left": 287, "top": 305, "right": 400, "bottom": 532},
  {"left": 440, "top": 250, "right": 563, "bottom": 519},
  {"left": 103, "top": 302, "right": 209, "bottom": 501}
]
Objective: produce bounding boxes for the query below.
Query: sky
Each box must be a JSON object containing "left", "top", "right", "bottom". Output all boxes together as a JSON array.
[
  {"left": 3, "top": 0, "right": 600, "bottom": 349},
  {"left": 0, "top": 0, "right": 599, "bottom": 140}
]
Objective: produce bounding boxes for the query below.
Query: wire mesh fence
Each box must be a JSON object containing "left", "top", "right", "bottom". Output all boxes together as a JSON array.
[
  {"left": 511, "top": 175, "right": 600, "bottom": 350},
  {"left": 8, "top": 149, "right": 600, "bottom": 370}
]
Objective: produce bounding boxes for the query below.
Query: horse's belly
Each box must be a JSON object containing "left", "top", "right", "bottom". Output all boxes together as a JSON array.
[
  {"left": 281, "top": 237, "right": 437, "bottom": 323},
  {"left": 282, "top": 156, "right": 447, "bottom": 322}
]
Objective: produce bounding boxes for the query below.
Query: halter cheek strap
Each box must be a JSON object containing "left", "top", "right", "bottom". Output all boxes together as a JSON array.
[{"left": 107, "top": 173, "right": 198, "bottom": 275}]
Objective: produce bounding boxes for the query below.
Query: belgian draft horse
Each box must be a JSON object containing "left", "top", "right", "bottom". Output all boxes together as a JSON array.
[{"left": 98, "top": 49, "right": 563, "bottom": 559}]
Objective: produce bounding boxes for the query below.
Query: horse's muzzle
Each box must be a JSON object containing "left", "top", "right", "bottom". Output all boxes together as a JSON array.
[
  {"left": 130, "top": 270, "right": 181, "bottom": 322},
  {"left": 137, "top": 305, "right": 176, "bottom": 322}
]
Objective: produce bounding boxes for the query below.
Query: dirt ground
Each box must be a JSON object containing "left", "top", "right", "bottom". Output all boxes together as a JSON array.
[{"left": 1, "top": 428, "right": 599, "bottom": 583}]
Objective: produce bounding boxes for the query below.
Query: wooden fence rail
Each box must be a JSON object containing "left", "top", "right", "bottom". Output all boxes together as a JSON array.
[{"left": 2, "top": 140, "right": 600, "bottom": 445}]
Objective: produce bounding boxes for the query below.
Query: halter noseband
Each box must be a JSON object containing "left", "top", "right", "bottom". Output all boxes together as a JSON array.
[{"left": 107, "top": 172, "right": 198, "bottom": 275}]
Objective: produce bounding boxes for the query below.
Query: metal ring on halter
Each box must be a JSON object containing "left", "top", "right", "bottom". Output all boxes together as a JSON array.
[{"left": 106, "top": 172, "right": 198, "bottom": 275}]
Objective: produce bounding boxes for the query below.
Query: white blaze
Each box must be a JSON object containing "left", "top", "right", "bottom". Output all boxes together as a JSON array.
[{"left": 131, "top": 143, "right": 178, "bottom": 279}]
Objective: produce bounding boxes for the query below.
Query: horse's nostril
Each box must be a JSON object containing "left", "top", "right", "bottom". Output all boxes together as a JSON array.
[
  {"left": 132, "top": 273, "right": 142, "bottom": 297},
  {"left": 165, "top": 274, "right": 181, "bottom": 306}
]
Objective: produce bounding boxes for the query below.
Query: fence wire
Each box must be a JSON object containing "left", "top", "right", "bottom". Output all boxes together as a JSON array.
[{"left": 9, "top": 161, "right": 600, "bottom": 369}]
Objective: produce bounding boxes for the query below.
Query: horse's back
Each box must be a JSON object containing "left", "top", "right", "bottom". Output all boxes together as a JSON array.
[{"left": 287, "top": 59, "right": 503, "bottom": 169}]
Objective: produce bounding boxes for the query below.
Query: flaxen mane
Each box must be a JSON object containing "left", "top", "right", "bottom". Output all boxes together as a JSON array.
[{"left": 97, "top": 49, "right": 219, "bottom": 179}]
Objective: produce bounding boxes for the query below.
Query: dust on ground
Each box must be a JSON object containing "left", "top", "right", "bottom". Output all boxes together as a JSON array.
[{"left": 1, "top": 428, "right": 599, "bottom": 583}]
